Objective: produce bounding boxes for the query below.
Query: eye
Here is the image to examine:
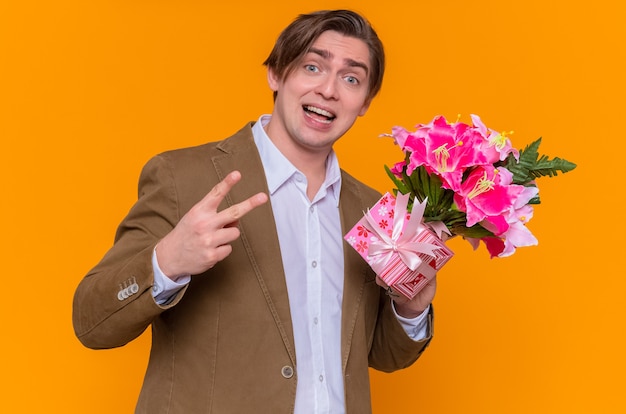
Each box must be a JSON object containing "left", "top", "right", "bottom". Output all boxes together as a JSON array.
[
  {"left": 305, "top": 64, "right": 319, "bottom": 72},
  {"left": 344, "top": 75, "right": 360, "bottom": 85}
]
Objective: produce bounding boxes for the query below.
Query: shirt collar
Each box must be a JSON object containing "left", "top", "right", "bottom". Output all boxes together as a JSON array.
[{"left": 252, "top": 115, "right": 342, "bottom": 205}]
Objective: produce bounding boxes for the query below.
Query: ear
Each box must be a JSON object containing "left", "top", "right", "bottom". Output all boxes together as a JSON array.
[
  {"left": 267, "top": 67, "right": 280, "bottom": 92},
  {"left": 358, "top": 98, "right": 372, "bottom": 117}
]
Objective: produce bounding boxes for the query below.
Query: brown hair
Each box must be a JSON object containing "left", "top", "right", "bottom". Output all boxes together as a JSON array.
[{"left": 263, "top": 9, "right": 385, "bottom": 102}]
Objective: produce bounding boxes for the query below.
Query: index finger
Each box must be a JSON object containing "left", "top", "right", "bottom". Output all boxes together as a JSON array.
[
  {"left": 199, "top": 171, "right": 269, "bottom": 226},
  {"left": 218, "top": 191, "right": 269, "bottom": 226},
  {"left": 198, "top": 170, "right": 244, "bottom": 211}
]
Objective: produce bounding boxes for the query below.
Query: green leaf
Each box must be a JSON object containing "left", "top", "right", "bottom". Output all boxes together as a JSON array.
[
  {"left": 427, "top": 171, "right": 443, "bottom": 207},
  {"left": 450, "top": 223, "right": 495, "bottom": 239},
  {"left": 505, "top": 137, "right": 577, "bottom": 185},
  {"left": 408, "top": 166, "right": 426, "bottom": 201},
  {"left": 531, "top": 154, "right": 578, "bottom": 179},
  {"left": 385, "top": 165, "right": 409, "bottom": 194},
  {"left": 427, "top": 209, "right": 465, "bottom": 225}
]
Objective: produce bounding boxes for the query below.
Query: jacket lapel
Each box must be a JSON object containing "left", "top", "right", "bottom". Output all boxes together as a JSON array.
[
  {"left": 339, "top": 174, "right": 373, "bottom": 368},
  {"left": 211, "top": 124, "right": 296, "bottom": 365}
]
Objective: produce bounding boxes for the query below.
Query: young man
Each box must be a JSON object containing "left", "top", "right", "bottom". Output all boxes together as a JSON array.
[{"left": 73, "top": 9, "right": 437, "bottom": 413}]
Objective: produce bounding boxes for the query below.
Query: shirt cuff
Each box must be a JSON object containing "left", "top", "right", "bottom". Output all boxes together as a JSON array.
[
  {"left": 392, "top": 301, "right": 430, "bottom": 341},
  {"left": 151, "top": 248, "right": 191, "bottom": 305}
]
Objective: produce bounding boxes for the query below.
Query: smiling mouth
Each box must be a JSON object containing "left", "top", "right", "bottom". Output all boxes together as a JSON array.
[{"left": 303, "top": 105, "right": 336, "bottom": 124}]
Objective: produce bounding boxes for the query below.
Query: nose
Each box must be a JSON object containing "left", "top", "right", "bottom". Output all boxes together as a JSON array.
[{"left": 315, "top": 75, "right": 339, "bottom": 100}]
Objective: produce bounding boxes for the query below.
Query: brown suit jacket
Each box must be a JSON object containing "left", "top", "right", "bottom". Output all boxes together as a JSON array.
[{"left": 72, "top": 123, "right": 433, "bottom": 413}]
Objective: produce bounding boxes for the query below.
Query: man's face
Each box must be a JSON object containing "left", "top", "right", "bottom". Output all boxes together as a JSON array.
[{"left": 266, "top": 30, "right": 372, "bottom": 157}]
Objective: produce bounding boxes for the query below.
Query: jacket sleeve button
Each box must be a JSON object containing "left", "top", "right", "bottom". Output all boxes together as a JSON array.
[{"left": 281, "top": 366, "right": 294, "bottom": 379}]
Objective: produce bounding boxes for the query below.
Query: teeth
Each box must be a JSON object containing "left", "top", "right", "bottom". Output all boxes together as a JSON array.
[{"left": 304, "top": 105, "right": 334, "bottom": 118}]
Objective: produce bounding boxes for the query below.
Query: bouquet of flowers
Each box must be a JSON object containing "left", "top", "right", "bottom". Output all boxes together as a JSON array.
[
  {"left": 384, "top": 114, "right": 577, "bottom": 258},
  {"left": 344, "top": 114, "right": 576, "bottom": 299}
]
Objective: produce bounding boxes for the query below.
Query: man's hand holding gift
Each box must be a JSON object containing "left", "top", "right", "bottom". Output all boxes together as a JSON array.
[{"left": 375, "top": 274, "right": 436, "bottom": 318}]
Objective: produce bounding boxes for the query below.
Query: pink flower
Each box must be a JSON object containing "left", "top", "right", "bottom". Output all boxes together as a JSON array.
[
  {"left": 396, "top": 116, "right": 489, "bottom": 190},
  {"left": 390, "top": 126, "right": 415, "bottom": 150},
  {"left": 498, "top": 186, "right": 539, "bottom": 257},
  {"left": 466, "top": 185, "right": 538, "bottom": 258},
  {"left": 471, "top": 114, "right": 519, "bottom": 163},
  {"left": 454, "top": 166, "right": 524, "bottom": 234},
  {"left": 465, "top": 236, "right": 505, "bottom": 258},
  {"left": 484, "top": 237, "right": 506, "bottom": 258},
  {"left": 389, "top": 160, "right": 406, "bottom": 178}
]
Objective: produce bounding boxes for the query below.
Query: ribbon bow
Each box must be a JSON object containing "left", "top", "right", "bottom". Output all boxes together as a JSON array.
[{"left": 363, "top": 193, "right": 440, "bottom": 273}]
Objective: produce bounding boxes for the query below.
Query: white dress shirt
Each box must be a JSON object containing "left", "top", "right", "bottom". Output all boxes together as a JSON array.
[{"left": 151, "top": 115, "right": 430, "bottom": 413}]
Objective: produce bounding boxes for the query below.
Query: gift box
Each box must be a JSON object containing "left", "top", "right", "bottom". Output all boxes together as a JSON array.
[{"left": 344, "top": 192, "right": 454, "bottom": 300}]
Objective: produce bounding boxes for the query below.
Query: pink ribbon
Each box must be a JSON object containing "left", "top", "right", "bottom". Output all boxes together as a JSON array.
[
  {"left": 363, "top": 193, "right": 440, "bottom": 273},
  {"left": 425, "top": 220, "right": 451, "bottom": 240}
]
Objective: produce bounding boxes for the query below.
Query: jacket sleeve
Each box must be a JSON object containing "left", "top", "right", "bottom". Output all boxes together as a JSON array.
[
  {"left": 72, "top": 154, "right": 188, "bottom": 349},
  {"left": 368, "top": 293, "right": 434, "bottom": 372}
]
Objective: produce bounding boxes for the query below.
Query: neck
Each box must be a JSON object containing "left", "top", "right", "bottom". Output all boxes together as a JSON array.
[
  {"left": 286, "top": 148, "right": 329, "bottom": 201},
  {"left": 263, "top": 124, "right": 331, "bottom": 200}
]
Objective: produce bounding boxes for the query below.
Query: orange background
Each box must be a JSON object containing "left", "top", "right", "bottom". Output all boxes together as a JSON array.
[{"left": 1, "top": 0, "right": 624, "bottom": 413}]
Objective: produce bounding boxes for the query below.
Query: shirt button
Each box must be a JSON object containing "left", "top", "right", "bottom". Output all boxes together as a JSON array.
[
  {"left": 319, "top": 375, "right": 324, "bottom": 382},
  {"left": 311, "top": 261, "right": 317, "bottom": 268},
  {"left": 313, "top": 317, "right": 319, "bottom": 325},
  {"left": 310, "top": 206, "right": 314, "bottom": 213},
  {"left": 281, "top": 366, "right": 294, "bottom": 379}
]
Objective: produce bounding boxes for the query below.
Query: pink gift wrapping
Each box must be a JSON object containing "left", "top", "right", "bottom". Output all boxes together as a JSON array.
[{"left": 344, "top": 192, "right": 454, "bottom": 300}]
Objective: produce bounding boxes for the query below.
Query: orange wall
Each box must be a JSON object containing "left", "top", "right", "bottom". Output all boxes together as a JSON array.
[{"left": 1, "top": 1, "right": 624, "bottom": 412}]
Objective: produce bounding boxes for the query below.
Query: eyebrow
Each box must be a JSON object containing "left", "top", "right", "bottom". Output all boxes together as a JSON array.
[{"left": 308, "top": 47, "right": 369, "bottom": 74}]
